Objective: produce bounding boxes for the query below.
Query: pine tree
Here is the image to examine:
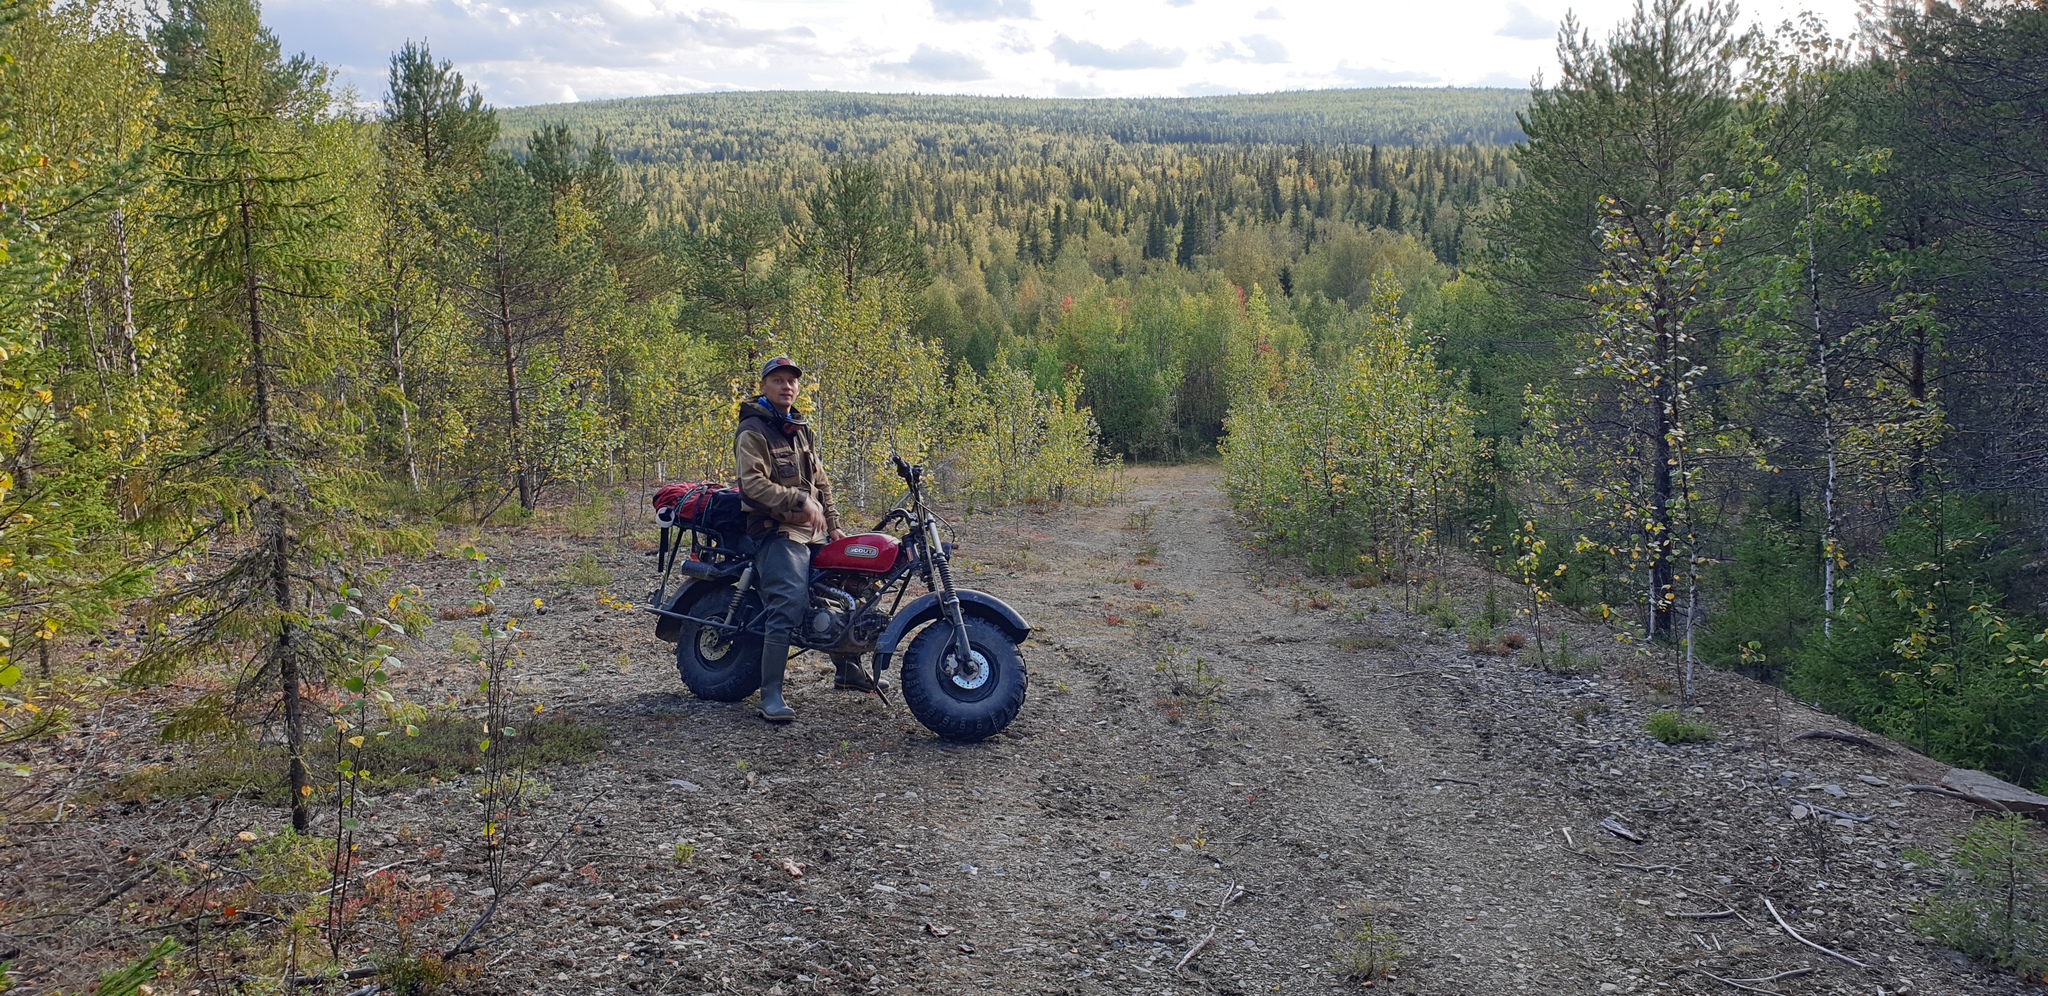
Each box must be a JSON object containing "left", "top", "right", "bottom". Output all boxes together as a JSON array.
[
  {"left": 376, "top": 41, "right": 494, "bottom": 491},
  {"left": 791, "top": 160, "right": 925, "bottom": 299},
  {"left": 1484, "top": 0, "right": 1745, "bottom": 640},
  {"left": 684, "top": 200, "right": 789, "bottom": 363}
]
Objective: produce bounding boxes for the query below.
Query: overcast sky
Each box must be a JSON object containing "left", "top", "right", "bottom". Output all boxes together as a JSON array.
[{"left": 264, "top": 0, "right": 1867, "bottom": 107}]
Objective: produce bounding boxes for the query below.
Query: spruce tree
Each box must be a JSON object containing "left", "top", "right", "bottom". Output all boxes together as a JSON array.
[{"left": 153, "top": 0, "right": 357, "bottom": 832}]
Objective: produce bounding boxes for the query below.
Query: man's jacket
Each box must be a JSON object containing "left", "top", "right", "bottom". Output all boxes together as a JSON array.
[{"left": 735, "top": 398, "right": 843, "bottom": 545}]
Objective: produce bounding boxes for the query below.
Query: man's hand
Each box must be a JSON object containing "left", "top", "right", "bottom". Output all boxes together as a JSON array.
[
  {"left": 828, "top": 527, "right": 846, "bottom": 542},
  {"left": 803, "top": 496, "right": 829, "bottom": 537}
]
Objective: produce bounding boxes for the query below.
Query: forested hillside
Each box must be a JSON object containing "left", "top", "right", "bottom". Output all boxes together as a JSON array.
[{"left": 497, "top": 87, "right": 1529, "bottom": 162}]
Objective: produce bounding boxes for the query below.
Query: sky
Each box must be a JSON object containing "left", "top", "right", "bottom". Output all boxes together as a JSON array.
[{"left": 263, "top": 0, "right": 1869, "bottom": 108}]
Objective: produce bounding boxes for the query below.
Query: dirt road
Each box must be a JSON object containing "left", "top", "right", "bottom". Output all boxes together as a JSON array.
[
  {"left": 6, "top": 465, "right": 2032, "bottom": 994},
  {"left": 408, "top": 464, "right": 2019, "bottom": 995}
]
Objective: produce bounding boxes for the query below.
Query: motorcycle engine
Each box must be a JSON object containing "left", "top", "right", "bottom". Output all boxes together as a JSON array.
[
  {"left": 806, "top": 594, "right": 850, "bottom": 639},
  {"left": 810, "top": 573, "right": 890, "bottom": 649}
]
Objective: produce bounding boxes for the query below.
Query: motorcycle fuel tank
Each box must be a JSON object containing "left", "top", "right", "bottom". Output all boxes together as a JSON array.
[{"left": 814, "top": 532, "right": 902, "bottom": 574}]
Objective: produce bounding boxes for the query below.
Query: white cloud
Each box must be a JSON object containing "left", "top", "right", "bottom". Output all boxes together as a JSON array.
[
  {"left": 1212, "top": 34, "right": 1287, "bottom": 63},
  {"left": 931, "top": 0, "right": 1036, "bottom": 22},
  {"left": 1333, "top": 61, "right": 1439, "bottom": 86},
  {"left": 1497, "top": 2, "right": 1557, "bottom": 40},
  {"left": 1048, "top": 34, "right": 1186, "bottom": 70},
  {"left": 879, "top": 45, "right": 991, "bottom": 81},
  {"left": 260, "top": 0, "right": 1867, "bottom": 105},
  {"left": 998, "top": 26, "right": 1037, "bottom": 53}
]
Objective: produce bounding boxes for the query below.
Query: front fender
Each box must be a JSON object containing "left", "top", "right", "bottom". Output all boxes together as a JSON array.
[{"left": 872, "top": 590, "right": 1032, "bottom": 670}]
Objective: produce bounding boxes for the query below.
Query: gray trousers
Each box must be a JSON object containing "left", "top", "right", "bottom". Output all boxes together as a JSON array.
[{"left": 756, "top": 536, "right": 812, "bottom": 646}]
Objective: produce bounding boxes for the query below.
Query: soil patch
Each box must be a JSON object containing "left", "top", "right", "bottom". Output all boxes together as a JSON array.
[{"left": 2, "top": 465, "right": 2037, "bottom": 995}]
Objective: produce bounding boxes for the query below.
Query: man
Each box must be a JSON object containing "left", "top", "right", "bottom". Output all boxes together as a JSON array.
[{"left": 735, "top": 356, "right": 874, "bottom": 723}]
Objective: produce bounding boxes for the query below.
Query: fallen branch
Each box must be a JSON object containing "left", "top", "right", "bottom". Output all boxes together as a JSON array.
[
  {"left": 315, "top": 859, "right": 421, "bottom": 897},
  {"left": 1216, "top": 883, "right": 1245, "bottom": 911},
  {"left": 1430, "top": 776, "right": 1482, "bottom": 787},
  {"left": 1174, "top": 925, "right": 1217, "bottom": 972},
  {"left": 1599, "top": 817, "right": 1643, "bottom": 843},
  {"left": 1763, "top": 897, "right": 1871, "bottom": 970},
  {"left": 1788, "top": 730, "right": 1892, "bottom": 755},
  {"left": 1664, "top": 908, "right": 1736, "bottom": 920},
  {"left": 1903, "top": 784, "right": 2016, "bottom": 813},
  {"left": 1792, "top": 799, "right": 1871, "bottom": 823},
  {"left": 1694, "top": 966, "right": 1807, "bottom": 994},
  {"left": 284, "top": 966, "right": 382, "bottom": 987},
  {"left": 1615, "top": 863, "right": 1680, "bottom": 872},
  {"left": 1729, "top": 968, "right": 1814, "bottom": 985}
]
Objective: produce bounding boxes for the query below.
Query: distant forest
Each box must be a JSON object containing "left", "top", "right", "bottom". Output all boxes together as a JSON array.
[{"left": 497, "top": 87, "right": 1530, "bottom": 161}]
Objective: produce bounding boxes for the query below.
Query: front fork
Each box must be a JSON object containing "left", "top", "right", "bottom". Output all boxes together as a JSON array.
[{"left": 928, "top": 519, "right": 975, "bottom": 670}]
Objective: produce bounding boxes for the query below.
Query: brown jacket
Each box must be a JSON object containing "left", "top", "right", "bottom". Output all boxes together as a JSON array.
[{"left": 735, "top": 404, "right": 843, "bottom": 545}]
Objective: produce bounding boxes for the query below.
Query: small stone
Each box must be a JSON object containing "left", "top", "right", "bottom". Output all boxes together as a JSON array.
[
  {"left": 665, "top": 778, "right": 701, "bottom": 792},
  {"left": 235, "top": 831, "right": 258, "bottom": 843},
  {"left": 1823, "top": 784, "right": 1847, "bottom": 798},
  {"left": 1600, "top": 984, "right": 1620, "bottom": 993},
  {"left": 1857, "top": 775, "right": 1889, "bottom": 786}
]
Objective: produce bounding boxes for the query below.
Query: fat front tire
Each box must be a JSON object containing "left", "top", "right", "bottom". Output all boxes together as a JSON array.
[
  {"left": 675, "top": 585, "right": 762, "bottom": 702},
  {"left": 900, "top": 618, "right": 1026, "bottom": 743}
]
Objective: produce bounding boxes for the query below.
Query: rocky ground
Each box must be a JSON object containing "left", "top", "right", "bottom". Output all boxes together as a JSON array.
[{"left": 3, "top": 464, "right": 2042, "bottom": 995}]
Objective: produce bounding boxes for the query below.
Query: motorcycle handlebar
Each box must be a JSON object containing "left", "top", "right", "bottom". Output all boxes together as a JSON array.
[{"left": 892, "top": 454, "right": 922, "bottom": 487}]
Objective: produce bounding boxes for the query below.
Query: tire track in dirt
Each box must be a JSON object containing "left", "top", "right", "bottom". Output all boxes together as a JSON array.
[{"left": 422, "top": 464, "right": 2032, "bottom": 996}]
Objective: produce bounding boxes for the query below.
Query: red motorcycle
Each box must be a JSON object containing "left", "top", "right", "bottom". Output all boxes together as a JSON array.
[{"left": 647, "top": 456, "right": 1029, "bottom": 742}]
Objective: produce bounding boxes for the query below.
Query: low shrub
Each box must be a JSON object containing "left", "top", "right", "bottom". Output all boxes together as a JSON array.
[{"left": 1643, "top": 709, "right": 1716, "bottom": 744}]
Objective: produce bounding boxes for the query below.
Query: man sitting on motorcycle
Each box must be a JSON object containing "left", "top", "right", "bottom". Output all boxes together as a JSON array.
[{"left": 735, "top": 356, "right": 875, "bottom": 723}]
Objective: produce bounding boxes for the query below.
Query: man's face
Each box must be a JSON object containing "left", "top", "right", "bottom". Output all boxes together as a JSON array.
[{"left": 763, "top": 369, "right": 801, "bottom": 410}]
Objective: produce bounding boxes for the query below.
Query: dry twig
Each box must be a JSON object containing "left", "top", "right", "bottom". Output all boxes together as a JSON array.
[
  {"left": 1175, "top": 925, "right": 1217, "bottom": 972},
  {"left": 1788, "top": 730, "right": 1891, "bottom": 755},
  {"left": 1763, "top": 897, "right": 1871, "bottom": 969},
  {"left": 1792, "top": 799, "right": 1872, "bottom": 823},
  {"left": 1664, "top": 908, "right": 1736, "bottom": 920}
]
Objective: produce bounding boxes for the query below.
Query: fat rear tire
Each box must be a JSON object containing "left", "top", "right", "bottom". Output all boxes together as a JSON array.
[
  {"left": 900, "top": 618, "right": 1026, "bottom": 743},
  {"left": 675, "top": 585, "right": 762, "bottom": 702}
]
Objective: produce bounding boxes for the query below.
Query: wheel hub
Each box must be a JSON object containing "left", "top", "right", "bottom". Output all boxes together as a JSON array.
[
  {"left": 696, "top": 626, "right": 733, "bottom": 663},
  {"left": 946, "top": 647, "right": 990, "bottom": 690}
]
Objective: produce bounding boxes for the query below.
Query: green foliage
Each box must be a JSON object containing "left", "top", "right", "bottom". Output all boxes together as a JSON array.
[
  {"left": 501, "top": 88, "right": 1528, "bottom": 163},
  {"left": 86, "top": 936, "right": 179, "bottom": 996},
  {"left": 559, "top": 553, "right": 612, "bottom": 587},
  {"left": 1342, "top": 912, "right": 1402, "bottom": 982},
  {"left": 1698, "top": 517, "right": 1819, "bottom": 680},
  {"left": 944, "top": 358, "right": 1119, "bottom": 510},
  {"left": 1908, "top": 814, "right": 2048, "bottom": 978},
  {"left": 1643, "top": 709, "right": 1716, "bottom": 744},
  {"left": 1790, "top": 497, "right": 2048, "bottom": 787},
  {"left": 1222, "top": 279, "right": 1480, "bottom": 575},
  {"left": 94, "top": 712, "right": 604, "bottom": 804}
]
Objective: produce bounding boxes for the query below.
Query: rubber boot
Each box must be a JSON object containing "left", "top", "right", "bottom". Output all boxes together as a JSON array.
[
  {"left": 832, "top": 655, "right": 878, "bottom": 693},
  {"left": 758, "top": 641, "right": 796, "bottom": 723}
]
